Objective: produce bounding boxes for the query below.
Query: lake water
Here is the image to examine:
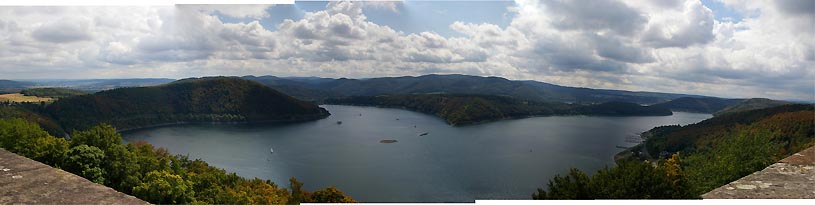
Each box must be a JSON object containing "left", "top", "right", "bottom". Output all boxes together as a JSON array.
[{"left": 122, "top": 105, "right": 710, "bottom": 202}]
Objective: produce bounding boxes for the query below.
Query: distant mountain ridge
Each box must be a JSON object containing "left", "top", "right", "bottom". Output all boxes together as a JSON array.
[
  {"left": 0, "top": 80, "right": 35, "bottom": 93},
  {"left": 0, "top": 80, "right": 34, "bottom": 88},
  {"left": 243, "top": 74, "right": 703, "bottom": 104},
  {"left": 326, "top": 94, "right": 671, "bottom": 125},
  {"left": 651, "top": 97, "right": 743, "bottom": 113},
  {"left": 46, "top": 77, "right": 329, "bottom": 131}
]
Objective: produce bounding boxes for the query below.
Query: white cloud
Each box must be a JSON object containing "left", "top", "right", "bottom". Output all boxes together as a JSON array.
[
  {"left": 0, "top": 1, "right": 811, "bottom": 101},
  {"left": 180, "top": 4, "right": 273, "bottom": 19}
]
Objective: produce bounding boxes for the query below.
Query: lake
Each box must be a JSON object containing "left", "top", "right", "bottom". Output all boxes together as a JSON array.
[{"left": 122, "top": 105, "right": 711, "bottom": 202}]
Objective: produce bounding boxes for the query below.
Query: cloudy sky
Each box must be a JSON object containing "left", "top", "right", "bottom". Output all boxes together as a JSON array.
[{"left": 0, "top": 0, "right": 813, "bottom": 100}]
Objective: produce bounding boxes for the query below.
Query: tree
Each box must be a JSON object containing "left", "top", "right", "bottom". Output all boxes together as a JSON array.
[
  {"left": 534, "top": 162, "right": 691, "bottom": 199},
  {"left": 589, "top": 162, "right": 676, "bottom": 199},
  {"left": 288, "top": 177, "right": 308, "bottom": 204},
  {"left": 309, "top": 186, "right": 357, "bottom": 203},
  {"left": 0, "top": 118, "right": 357, "bottom": 204},
  {"left": 103, "top": 144, "right": 141, "bottom": 192},
  {"left": 684, "top": 129, "right": 781, "bottom": 195},
  {"left": 533, "top": 168, "right": 591, "bottom": 199},
  {"left": 0, "top": 118, "right": 67, "bottom": 166},
  {"left": 132, "top": 170, "right": 196, "bottom": 204},
  {"left": 64, "top": 145, "right": 106, "bottom": 184},
  {"left": 69, "top": 123, "right": 122, "bottom": 152}
]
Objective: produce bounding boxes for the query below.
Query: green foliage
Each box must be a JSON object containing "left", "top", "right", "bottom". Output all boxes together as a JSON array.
[
  {"left": 558, "top": 104, "right": 814, "bottom": 199},
  {"left": 644, "top": 104, "right": 813, "bottom": 155},
  {"left": 684, "top": 130, "right": 782, "bottom": 195},
  {"left": 46, "top": 77, "right": 329, "bottom": 131},
  {"left": 533, "top": 168, "right": 591, "bottom": 199},
  {"left": 65, "top": 145, "right": 107, "bottom": 184},
  {"left": 327, "top": 94, "right": 670, "bottom": 125},
  {"left": 288, "top": 177, "right": 308, "bottom": 204},
  {"left": 69, "top": 123, "right": 122, "bottom": 151},
  {"left": 0, "top": 104, "right": 65, "bottom": 137},
  {"left": 21, "top": 88, "right": 88, "bottom": 99},
  {"left": 0, "top": 118, "right": 68, "bottom": 166},
  {"left": 0, "top": 119, "right": 354, "bottom": 204},
  {"left": 133, "top": 170, "right": 196, "bottom": 204},
  {"left": 533, "top": 160, "right": 693, "bottom": 199},
  {"left": 309, "top": 186, "right": 356, "bottom": 203},
  {"left": 288, "top": 177, "right": 356, "bottom": 203}
]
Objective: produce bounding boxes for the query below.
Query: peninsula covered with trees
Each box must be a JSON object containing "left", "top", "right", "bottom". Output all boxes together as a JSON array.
[
  {"left": 326, "top": 94, "right": 671, "bottom": 125},
  {"left": 46, "top": 77, "right": 330, "bottom": 132}
]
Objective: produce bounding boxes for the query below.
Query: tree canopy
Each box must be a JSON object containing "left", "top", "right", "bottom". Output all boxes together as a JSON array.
[{"left": 0, "top": 118, "right": 355, "bottom": 204}]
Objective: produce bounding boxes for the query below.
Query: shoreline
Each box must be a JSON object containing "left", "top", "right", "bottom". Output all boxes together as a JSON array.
[
  {"left": 116, "top": 113, "right": 330, "bottom": 133},
  {"left": 323, "top": 103, "right": 674, "bottom": 127}
]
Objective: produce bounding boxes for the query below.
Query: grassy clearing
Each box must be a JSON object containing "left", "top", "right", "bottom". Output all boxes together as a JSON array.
[{"left": 0, "top": 93, "right": 53, "bottom": 103}]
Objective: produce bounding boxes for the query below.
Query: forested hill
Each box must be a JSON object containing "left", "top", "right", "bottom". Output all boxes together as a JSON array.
[
  {"left": 650, "top": 97, "right": 743, "bottom": 113},
  {"left": 644, "top": 104, "right": 814, "bottom": 156},
  {"left": 325, "top": 94, "right": 671, "bottom": 126},
  {"left": 46, "top": 77, "right": 329, "bottom": 131},
  {"left": 641, "top": 103, "right": 813, "bottom": 194},
  {"left": 21, "top": 88, "right": 88, "bottom": 99},
  {"left": 713, "top": 98, "right": 791, "bottom": 116},
  {"left": 245, "top": 74, "right": 700, "bottom": 104},
  {"left": 534, "top": 104, "right": 814, "bottom": 199}
]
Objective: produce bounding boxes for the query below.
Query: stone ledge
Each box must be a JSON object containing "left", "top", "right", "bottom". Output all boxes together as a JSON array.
[
  {"left": 0, "top": 148, "right": 149, "bottom": 204},
  {"left": 702, "top": 146, "right": 815, "bottom": 199}
]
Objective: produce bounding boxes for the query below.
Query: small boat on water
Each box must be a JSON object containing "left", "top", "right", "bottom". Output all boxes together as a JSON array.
[
  {"left": 419, "top": 132, "right": 429, "bottom": 136},
  {"left": 270, "top": 148, "right": 274, "bottom": 153},
  {"left": 337, "top": 121, "right": 342, "bottom": 125}
]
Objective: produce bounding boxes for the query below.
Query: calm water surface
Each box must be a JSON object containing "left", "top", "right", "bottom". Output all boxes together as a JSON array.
[{"left": 122, "top": 105, "right": 710, "bottom": 202}]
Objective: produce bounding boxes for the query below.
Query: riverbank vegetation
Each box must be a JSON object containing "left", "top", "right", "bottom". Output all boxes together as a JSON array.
[
  {"left": 0, "top": 118, "right": 355, "bottom": 204},
  {"left": 326, "top": 94, "right": 671, "bottom": 125},
  {"left": 534, "top": 104, "right": 814, "bottom": 199}
]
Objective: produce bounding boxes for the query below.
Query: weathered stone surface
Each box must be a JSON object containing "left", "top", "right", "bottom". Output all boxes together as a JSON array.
[
  {"left": 0, "top": 148, "right": 149, "bottom": 204},
  {"left": 702, "top": 146, "right": 815, "bottom": 199}
]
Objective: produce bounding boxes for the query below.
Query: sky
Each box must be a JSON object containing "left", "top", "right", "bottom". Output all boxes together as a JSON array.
[{"left": 0, "top": 0, "right": 813, "bottom": 101}]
